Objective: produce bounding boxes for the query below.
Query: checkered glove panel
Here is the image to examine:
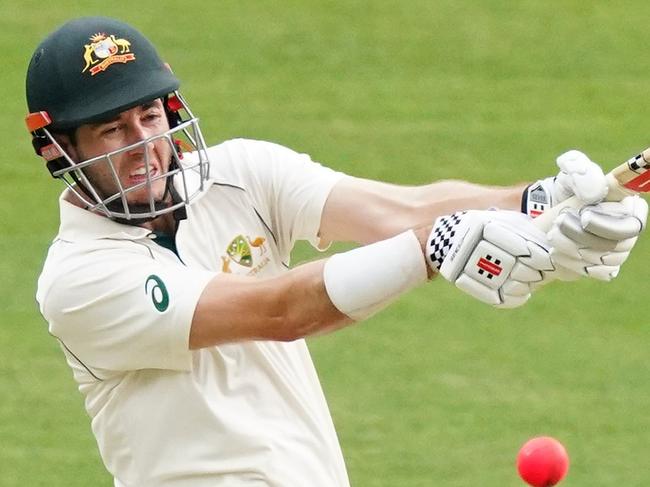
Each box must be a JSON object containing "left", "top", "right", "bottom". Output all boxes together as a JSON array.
[{"left": 427, "top": 212, "right": 465, "bottom": 271}]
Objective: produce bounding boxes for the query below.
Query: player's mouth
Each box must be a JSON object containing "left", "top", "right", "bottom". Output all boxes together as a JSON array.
[{"left": 128, "top": 165, "right": 159, "bottom": 186}]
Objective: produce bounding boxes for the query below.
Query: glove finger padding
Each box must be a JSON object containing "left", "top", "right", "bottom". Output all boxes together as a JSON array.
[
  {"left": 549, "top": 250, "right": 620, "bottom": 281},
  {"left": 427, "top": 211, "right": 553, "bottom": 308},
  {"left": 580, "top": 196, "right": 648, "bottom": 240},
  {"left": 553, "top": 211, "right": 619, "bottom": 252},
  {"left": 546, "top": 196, "right": 647, "bottom": 282},
  {"left": 522, "top": 150, "right": 608, "bottom": 218},
  {"left": 555, "top": 150, "right": 608, "bottom": 204}
]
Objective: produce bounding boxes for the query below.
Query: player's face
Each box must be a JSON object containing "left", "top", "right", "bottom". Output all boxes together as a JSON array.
[{"left": 70, "top": 99, "right": 173, "bottom": 206}]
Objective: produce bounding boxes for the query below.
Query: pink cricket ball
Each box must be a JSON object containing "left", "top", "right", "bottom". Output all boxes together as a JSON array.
[{"left": 517, "top": 436, "right": 569, "bottom": 487}]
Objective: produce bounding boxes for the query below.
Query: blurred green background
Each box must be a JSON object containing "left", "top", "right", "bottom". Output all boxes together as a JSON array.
[{"left": 2, "top": 1, "right": 649, "bottom": 485}]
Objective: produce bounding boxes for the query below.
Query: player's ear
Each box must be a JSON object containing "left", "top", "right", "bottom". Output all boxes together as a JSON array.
[{"left": 52, "top": 131, "right": 79, "bottom": 162}]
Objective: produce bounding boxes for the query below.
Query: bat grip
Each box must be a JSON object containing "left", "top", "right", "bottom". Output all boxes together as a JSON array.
[{"left": 532, "top": 196, "right": 582, "bottom": 232}]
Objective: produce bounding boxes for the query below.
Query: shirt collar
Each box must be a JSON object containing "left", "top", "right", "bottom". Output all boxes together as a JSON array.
[{"left": 57, "top": 190, "right": 152, "bottom": 241}]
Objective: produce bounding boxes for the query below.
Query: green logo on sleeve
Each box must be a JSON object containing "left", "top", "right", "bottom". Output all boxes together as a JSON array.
[{"left": 145, "top": 275, "right": 169, "bottom": 312}]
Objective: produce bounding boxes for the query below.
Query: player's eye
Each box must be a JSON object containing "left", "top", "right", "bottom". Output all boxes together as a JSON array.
[
  {"left": 142, "top": 109, "right": 162, "bottom": 123},
  {"left": 101, "top": 125, "right": 120, "bottom": 136}
]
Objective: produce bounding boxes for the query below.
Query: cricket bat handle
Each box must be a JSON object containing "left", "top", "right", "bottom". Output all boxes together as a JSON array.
[{"left": 533, "top": 148, "right": 650, "bottom": 232}]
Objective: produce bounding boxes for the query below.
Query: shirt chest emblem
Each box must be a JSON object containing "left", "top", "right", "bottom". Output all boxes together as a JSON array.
[{"left": 221, "top": 234, "right": 270, "bottom": 275}]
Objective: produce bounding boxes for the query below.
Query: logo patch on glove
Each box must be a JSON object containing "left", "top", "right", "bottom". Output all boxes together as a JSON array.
[
  {"left": 464, "top": 241, "right": 515, "bottom": 289},
  {"left": 524, "top": 184, "right": 551, "bottom": 218},
  {"left": 477, "top": 255, "right": 503, "bottom": 278}
]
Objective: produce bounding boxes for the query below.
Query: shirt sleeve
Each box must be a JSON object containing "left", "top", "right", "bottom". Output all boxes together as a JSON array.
[
  {"left": 213, "top": 139, "right": 346, "bottom": 255},
  {"left": 37, "top": 242, "right": 216, "bottom": 374}
]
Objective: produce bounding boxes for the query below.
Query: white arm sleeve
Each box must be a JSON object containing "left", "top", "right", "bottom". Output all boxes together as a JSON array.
[
  {"left": 38, "top": 246, "right": 216, "bottom": 373},
  {"left": 323, "top": 230, "right": 428, "bottom": 320}
]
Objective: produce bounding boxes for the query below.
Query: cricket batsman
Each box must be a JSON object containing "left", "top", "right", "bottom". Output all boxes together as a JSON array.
[{"left": 26, "top": 16, "right": 646, "bottom": 486}]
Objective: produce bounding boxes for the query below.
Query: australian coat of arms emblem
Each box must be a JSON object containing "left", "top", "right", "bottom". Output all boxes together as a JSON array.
[{"left": 82, "top": 33, "right": 135, "bottom": 76}]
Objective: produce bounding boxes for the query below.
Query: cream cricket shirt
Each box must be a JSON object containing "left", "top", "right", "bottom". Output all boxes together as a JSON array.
[{"left": 36, "top": 139, "right": 349, "bottom": 487}]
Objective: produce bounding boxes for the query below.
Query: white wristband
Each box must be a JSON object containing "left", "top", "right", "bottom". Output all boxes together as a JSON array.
[{"left": 323, "top": 230, "right": 428, "bottom": 321}]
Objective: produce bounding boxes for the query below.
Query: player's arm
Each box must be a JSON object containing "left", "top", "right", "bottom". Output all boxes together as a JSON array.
[
  {"left": 189, "top": 260, "right": 351, "bottom": 348},
  {"left": 318, "top": 176, "right": 527, "bottom": 245},
  {"left": 190, "top": 150, "right": 647, "bottom": 350},
  {"left": 189, "top": 209, "right": 562, "bottom": 348},
  {"left": 320, "top": 153, "right": 646, "bottom": 283},
  {"left": 189, "top": 225, "right": 436, "bottom": 349}
]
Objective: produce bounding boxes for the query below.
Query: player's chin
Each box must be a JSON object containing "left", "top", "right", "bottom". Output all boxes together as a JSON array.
[
  {"left": 120, "top": 193, "right": 172, "bottom": 215},
  {"left": 127, "top": 192, "right": 168, "bottom": 209},
  {"left": 125, "top": 179, "right": 167, "bottom": 201}
]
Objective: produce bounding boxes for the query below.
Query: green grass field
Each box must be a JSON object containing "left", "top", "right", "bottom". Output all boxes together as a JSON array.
[{"left": 2, "top": 1, "right": 650, "bottom": 485}]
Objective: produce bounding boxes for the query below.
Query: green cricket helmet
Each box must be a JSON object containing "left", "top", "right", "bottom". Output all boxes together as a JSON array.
[
  {"left": 27, "top": 16, "right": 180, "bottom": 130},
  {"left": 25, "top": 16, "right": 211, "bottom": 223}
]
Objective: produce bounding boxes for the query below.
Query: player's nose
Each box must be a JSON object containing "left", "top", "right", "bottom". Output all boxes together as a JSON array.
[
  {"left": 124, "top": 122, "right": 156, "bottom": 156},
  {"left": 127, "top": 120, "right": 155, "bottom": 144}
]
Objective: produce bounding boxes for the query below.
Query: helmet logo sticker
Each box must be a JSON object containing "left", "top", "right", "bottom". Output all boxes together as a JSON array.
[{"left": 82, "top": 33, "right": 135, "bottom": 76}]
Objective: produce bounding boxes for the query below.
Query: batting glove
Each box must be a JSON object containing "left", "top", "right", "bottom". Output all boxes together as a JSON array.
[
  {"left": 522, "top": 149, "right": 647, "bottom": 282},
  {"left": 426, "top": 210, "right": 554, "bottom": 308},
  {"left": 521, "top": 150, "right": 608, "bottom": 218},
  {"left": 545, "top": 195, "right": 648, "bottom": 281}
]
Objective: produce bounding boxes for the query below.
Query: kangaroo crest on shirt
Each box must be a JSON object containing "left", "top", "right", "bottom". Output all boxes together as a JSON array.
[{"left": 221, "top": 234, "right": 269, "bottom": 275}]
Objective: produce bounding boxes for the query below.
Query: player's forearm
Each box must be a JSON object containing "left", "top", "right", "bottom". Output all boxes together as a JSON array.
[
  {"left": 271, "top": 260, "right": 354, "bottom": 340},
  {"left": 408, "top": 180, "right": 527, "bottom": 218},
  {"left": 189, "top": 261, "right": 351, "bottom": 349},
  {"left": 320, "top": 177, "right": 527, "bottom": 245}
]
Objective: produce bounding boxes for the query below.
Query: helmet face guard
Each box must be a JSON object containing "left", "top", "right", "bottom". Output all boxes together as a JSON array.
[{"left": 27, "top": 92, "right": 211, "bottom": 222}]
